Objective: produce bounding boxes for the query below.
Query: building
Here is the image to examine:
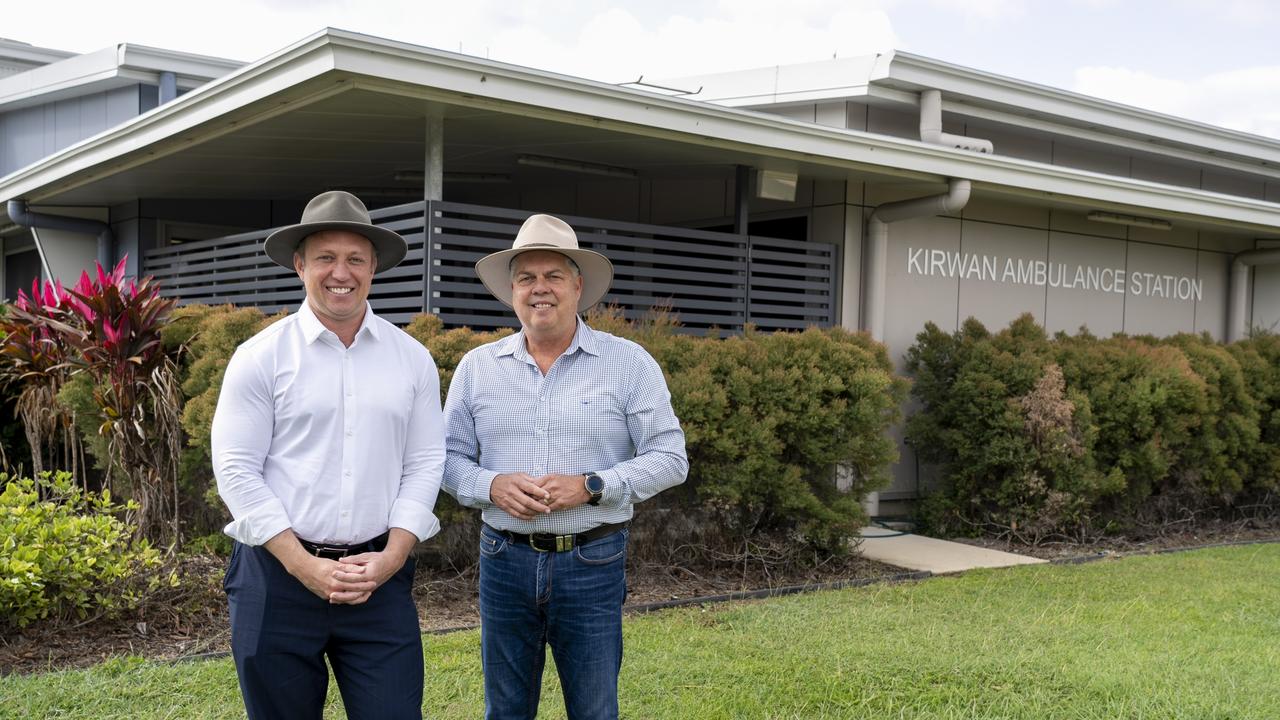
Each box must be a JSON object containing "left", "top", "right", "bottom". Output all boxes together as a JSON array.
[{"left": 2, "top": 29, "right": 1277, "bottom": 508}]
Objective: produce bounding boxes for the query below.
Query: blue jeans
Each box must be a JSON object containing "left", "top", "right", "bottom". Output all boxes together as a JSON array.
[{"left": 478, "top": 524, "right": 629, "bottom": 720}]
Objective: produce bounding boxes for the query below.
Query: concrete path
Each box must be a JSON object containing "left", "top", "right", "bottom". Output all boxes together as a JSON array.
[{"left": 857, "top": 526, "right": 1047, "bottom": 574}]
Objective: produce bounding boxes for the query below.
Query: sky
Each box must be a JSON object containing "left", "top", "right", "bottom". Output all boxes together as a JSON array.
[{"left": 8, "top": 0, "right": 1280, "bottom": 139}]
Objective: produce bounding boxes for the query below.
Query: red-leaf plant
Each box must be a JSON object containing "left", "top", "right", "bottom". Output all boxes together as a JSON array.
[
  {"left": 8, "top": 258, "right": 183, "bottom": 542},
  {"left": 0, "top": 276, "right": 87, "bottom": 481}
]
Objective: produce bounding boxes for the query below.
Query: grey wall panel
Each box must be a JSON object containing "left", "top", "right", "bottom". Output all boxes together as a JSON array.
[
  {"left": 961, "top": 196, "right": 1049, "bottom": 229},
  {"left": 845, "top": 101, "right": 868, "bottom": 131},
  {"left": 1194, "top": 250, "right": 1230, "bottom": 340},
  {"left": 866, "top": 106, "right": 918, "bottom": 141},
  {"left": 106, "top": 85, "right": 139, "bottom": 126},
  {"left": 79, "top": 92, "right": 107, "bottom": 137},
  {"left": 520, "top": 186, "right": 576, "bottom": 215},
  {"left": 1253, "top": 240, "right": 1280, "bottom": 335},
  {"left": 882, "top": 215, "right": 962, "bottom": 369},
  {"left": 839, "top": 204, "right": 863, "bottom": 328},
  {"left": 140, "top": 84, "right": 159, "bottom": 114},
  {"left": 114, "top": 217, "right": 141, "bottom": 277},
  {"left": 1, "top": 106, "right": 48, "bottom": 174},
  {"left": 1122, "top": 242, "right": 1199, "bottom": 336},
  {"left": 815, "top": 101, "right": 845, "bottom": 128},
  {"left": 1130, "top": 154, "right": 1200, "bottom": 188},
  {"left": 1199, "top": 231, "right": 1256, "bottom": 254},
  {"left": 1049, "top": 209, "right": 1126, "bottom": 239},
  {"left": 1044, "top": 232, "right": 1126, "bottom": 337},
  {"left": 53, "top": 99, "right": 80, "bottom": 150},
  {"left": 813, "top": 179, "right": 845, "bottom": 206},
  {"left": 865, "top": 181, "right": 955, "bottom": 207},
  {"left": 1052, "top": 139, "right": 1129, "bottom": 176},
  {"left": 765, "top": 104, "right": 816, "bottom": 122},
  {"left": 956, "top": 221, "right": 1049, "bottom": 331},
  {"left": 1203, "top": 170, "right": 1266, "bottom": 200},
  {"left": 649, "top": 177, "right": 727, "bottom": 225},
  {"left": 966, "top": 122, "right": 1052, "bottom": 163},
  {"left": 1130, "top": 224, "right": 1197, "bottom": 249},
  {"left": 576, "top": 179, "right": 641, "bottom": 222},
  {"left": 1267, "top": 182, "right": 1280, "bottom": 203}
]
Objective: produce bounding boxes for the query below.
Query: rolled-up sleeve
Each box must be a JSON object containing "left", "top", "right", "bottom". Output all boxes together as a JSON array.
[
  {"left": 212, "top": 349, "right": 292, "bottom": 546},
  {"left": 442, "top": 352, "right": 498, "bottom": 508},
  {"left": 389, "top": 349, "right": 446, "bottom": 541}
]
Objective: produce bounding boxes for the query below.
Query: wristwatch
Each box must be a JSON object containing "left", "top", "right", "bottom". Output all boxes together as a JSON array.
[{"left": 584, "top": 472, "right": 604, "bottom": 506}]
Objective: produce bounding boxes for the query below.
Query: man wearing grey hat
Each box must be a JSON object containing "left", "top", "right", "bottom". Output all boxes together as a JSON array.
[
  {"left": 212, "top": 190, "right": 444, "bottom": 719},
  {"left": 442, "top": 213, "right": 688, "bottom": 719}
]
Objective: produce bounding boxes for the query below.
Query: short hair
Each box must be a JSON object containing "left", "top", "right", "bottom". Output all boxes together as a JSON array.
[{"left": 509, "top": 252, "right": 580, "bottom": 281}]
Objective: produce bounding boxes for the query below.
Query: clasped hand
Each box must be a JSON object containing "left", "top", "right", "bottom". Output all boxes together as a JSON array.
[{"left": 490, "top": 472, "right": 589, "bottom": 521}]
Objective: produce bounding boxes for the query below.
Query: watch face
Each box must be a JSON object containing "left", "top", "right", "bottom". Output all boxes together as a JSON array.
[{"left": 586, "top": 474, "right": 604, "bottom": 494}]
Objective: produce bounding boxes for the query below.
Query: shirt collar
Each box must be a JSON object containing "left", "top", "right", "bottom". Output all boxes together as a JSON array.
[
  {"left": 498, "top": 317, "right": 599, "bottom": 360},
  {"left": 296, "top": 299, "right": 379, "bottom": 345}
]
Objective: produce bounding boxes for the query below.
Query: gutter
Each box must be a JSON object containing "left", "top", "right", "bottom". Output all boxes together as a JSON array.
[
  {"left": 6, "top": 199, "right": 114, "bottom": 271},
  {"left": 1227, "top": 247, "right": 1280, "bottom": 342}
]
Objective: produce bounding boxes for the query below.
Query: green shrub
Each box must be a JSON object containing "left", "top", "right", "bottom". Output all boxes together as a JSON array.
[
  {"left": 153, "top": 303, "right": 906, "bottom": 557},
  {"left": 909, "top": 314, "right": 1278, "bottom": 540},
  {"left": 907, "top": 317, "right": 1118, "bottom": 540},
  {"left": 410, "top": 307, "right": 907, "bottom": 552},
  {"left": 0, "top": 471, "right": 166, "bottom": 628}
]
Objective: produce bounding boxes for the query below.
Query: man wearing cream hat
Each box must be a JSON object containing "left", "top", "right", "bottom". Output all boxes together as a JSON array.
[
  {"left": 213, "top": 190, "right": 445, "bottom": 719},
  {"left": 442, "top": 213, "right": 688, "bottom": 719}
]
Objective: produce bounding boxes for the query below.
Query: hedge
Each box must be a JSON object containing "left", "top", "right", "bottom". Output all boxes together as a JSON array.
[
  {"left": 164, "top": 305, "right": 906, "bottom": 553},
  {"left": 907, "top": 315, "right": 1280, "bottom": 540}
]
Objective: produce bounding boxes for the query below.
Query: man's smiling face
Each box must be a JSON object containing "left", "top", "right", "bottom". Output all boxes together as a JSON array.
[
  {"left": 510, "top": 250, "right": 583, "bottom": 342},
  {"left": 294, "top": 230, "right": 375, "bottom": 331}
]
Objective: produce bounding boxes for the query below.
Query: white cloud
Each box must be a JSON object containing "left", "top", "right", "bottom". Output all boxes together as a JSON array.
[{"left": 1074, "top": 65, "right": 1280, "bottom": 139}]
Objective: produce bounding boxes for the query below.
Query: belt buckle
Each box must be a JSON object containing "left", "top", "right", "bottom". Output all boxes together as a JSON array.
[
  {"left": 529, "top": 534, "right": 573, "bottom": 552},
  {"left": 309, "top": 544, "right": 348, "bottom": 560}
]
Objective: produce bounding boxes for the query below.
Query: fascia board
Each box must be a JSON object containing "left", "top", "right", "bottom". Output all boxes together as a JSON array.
[
  {"left": 0, "top": 33, "right": 340, "bottom": 202},
  {"left": 0, "top": 40, "right": 75, "bottom": 66},
  {"left": 0, "top": 46, "right": 122, "bottom": 107},
  {"left": 883, "top": 51, "right": 1280, "bottom": 166},
  {"left": 117, "top": 43, "right": 243, "bottom": 82}
]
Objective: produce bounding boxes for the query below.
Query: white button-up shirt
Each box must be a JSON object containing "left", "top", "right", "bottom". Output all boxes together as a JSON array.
[{"left": 212, "top": 300, "right": 445, "bottom": 546}]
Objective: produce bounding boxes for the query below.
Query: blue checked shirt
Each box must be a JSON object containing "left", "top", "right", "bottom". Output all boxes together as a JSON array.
[{"left": 443, "top": 318, "right": 688, "bottom": 534}]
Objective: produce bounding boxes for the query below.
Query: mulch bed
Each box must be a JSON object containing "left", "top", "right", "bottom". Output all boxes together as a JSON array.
[
  {"left": 0, "top": 549, "right": 898, "bottom": 676},
  {"left": 5, "top": 517, "right": 1278, "bottom": 676}
]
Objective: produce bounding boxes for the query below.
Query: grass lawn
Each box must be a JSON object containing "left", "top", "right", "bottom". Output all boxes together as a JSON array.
[{"left": 3, "top": 544, "right": 1278, "bottom": 719}]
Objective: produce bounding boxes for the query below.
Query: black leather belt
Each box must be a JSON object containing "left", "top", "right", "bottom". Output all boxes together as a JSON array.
[
  {"left": 298, "top": 531, "right": 389, "bottom": 561},
  {"left": 488, "top": 522, "right": 627, "bottom": 553}
]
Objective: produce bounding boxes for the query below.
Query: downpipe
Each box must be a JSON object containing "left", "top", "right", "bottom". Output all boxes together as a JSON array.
[
  {"left": 1227, "top": 247, "right": 1280, "bottom": 342},
  {"left": 6, "top": 199, "right": 115, "bottom": 271}
]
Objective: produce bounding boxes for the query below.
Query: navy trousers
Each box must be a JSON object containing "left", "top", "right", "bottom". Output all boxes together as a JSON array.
[{"left": 225, "top": 542, "right": 424, "bottom": 720}]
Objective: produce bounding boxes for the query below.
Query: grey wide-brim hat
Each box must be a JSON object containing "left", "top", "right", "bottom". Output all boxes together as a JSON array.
[
  {"left": 475, "top": 214, "right": 613, "bottom": 312},
  {"left": 264, "top": 191, "right": 407, "bottom": 274}
]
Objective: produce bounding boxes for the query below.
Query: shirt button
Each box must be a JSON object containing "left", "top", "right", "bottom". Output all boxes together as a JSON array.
[
  {"left": 344, "top": 469, "right": 352, "bottom": 477},
  {"left": 539, "top": 395, "right": 545, "bottom": 402}
]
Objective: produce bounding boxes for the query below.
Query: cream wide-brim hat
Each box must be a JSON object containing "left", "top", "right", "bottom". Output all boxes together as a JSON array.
[
  {"left": 474, "top": 214, "right": 614, "bottom": 312},
  {"left": 263, "top": 190, "right": 408, "bottom": 274}
]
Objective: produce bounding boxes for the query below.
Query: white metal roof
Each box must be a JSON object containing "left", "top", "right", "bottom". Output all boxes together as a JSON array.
[
  {"left": 663, "top": 51, "right": 1280, "bottom": 176},
  {"left": 0, "top": 29, "right": 1276, "bottom": 235},
  {"left": 0, "top": 40, "right": 242, "bottom": 112}
]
